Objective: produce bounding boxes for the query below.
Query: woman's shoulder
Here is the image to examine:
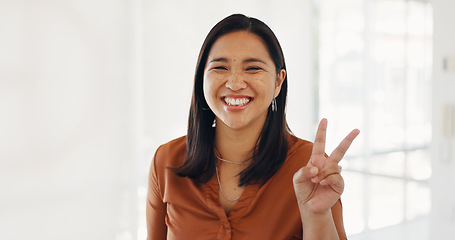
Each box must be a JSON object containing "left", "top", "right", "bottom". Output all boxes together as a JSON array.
[
  {"left": 153, "top": 136, "right": 187, "bottom": 170},
  {"left": 285, "top": 133, "right": 314, "bottom": 168},
  {"left": 287, "top": 133, "right": 313, "bottom": 156}
]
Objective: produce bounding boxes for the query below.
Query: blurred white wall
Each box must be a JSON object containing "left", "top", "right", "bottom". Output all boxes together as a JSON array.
[
  {"left": 0, "top": 0, "right": 142, "bottom": 239},
  {"left": 431, "top": 0, "right": 455, "bottom": 238}
]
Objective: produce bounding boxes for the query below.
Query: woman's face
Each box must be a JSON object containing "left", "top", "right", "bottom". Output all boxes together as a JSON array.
[{"left": 203, "top": 31, "right": 285, "bottom": 132}]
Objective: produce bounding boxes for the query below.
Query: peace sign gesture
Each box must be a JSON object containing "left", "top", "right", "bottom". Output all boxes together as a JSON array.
[{"left": 293, "top": 118, "right": 360, "bottom": 214}]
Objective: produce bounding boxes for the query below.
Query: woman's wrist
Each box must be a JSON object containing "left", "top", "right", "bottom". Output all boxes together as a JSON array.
[
  {"left": 299, "top": 207, "right": 340, "bottom": 240},
  {"left": 299, "top": 205, "right": 332, "bottom": 223}
]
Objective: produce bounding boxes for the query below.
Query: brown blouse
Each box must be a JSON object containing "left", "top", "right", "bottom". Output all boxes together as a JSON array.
[{"left": 146, "top": 134, "right": 347, "bottom": 240}]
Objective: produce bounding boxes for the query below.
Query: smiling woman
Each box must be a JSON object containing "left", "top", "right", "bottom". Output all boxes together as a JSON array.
[
  {"left": 203, "top": 31, "right": 285, "bottom": 132},
  {"left": 146, "top": 14, "right": 359, "bottom": 240}
]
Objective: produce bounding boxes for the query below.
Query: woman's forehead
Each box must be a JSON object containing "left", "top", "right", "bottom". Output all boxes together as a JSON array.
[{"left": 208, "top": 31, "right": 272, "bottom": 62}]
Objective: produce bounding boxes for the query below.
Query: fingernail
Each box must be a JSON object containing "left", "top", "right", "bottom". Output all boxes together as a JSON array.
[{"left": 310, "top": 167, "right": 318, "bottom": 175}]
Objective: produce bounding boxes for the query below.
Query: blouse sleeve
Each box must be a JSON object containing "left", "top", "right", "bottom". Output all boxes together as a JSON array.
[
  {"left": 331, "top": 198, "right": 347, "bottom": 240},
  {"left": 146, "top": 147, "right": 167, "bottom": 240}
]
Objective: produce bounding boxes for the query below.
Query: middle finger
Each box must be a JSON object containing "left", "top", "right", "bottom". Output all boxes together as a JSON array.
[{"left": 329, "top": 128, "right": 360, "bottom": 163}]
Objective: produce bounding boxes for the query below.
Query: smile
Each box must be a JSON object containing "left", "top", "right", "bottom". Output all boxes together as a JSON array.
[{"left": 223, "top": 97, "right": 252, "bottom": 106}]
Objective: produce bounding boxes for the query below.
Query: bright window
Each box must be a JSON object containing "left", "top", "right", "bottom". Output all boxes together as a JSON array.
[{"left": 315, "top": 0, "right": 432, "bottom": 236}]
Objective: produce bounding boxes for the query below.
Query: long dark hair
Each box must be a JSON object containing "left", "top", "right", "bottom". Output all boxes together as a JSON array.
[{"left": 173, "top": 14, "right": 290, "bottom": 186}]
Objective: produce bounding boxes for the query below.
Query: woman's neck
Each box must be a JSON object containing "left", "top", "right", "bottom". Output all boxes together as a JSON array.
[{"left": 214, "top": 119, "right": 264, "bottom": 163}]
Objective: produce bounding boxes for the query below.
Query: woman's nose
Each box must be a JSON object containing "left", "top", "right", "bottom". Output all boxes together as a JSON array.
[{"left": 225, "top": 72, "right": 247, "bottom": 91}]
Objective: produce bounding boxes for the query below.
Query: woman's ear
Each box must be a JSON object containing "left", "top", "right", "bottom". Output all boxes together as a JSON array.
[{"left": 274, "top": 69, "right": 286, "bottom": 98}]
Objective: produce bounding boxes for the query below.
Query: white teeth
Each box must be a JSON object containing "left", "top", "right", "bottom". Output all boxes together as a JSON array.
[{"left": 224, "top": 97, "right": 251, "bottom": 106}]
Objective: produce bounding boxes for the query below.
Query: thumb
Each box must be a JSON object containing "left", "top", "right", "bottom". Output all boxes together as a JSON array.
[{"left": 293, "top": 166, "right": 318, "bottom": 185}]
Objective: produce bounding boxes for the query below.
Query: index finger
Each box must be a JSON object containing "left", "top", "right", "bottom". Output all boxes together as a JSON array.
[{"left": 311, "top": 118, "right": 328, "bottom": 157}]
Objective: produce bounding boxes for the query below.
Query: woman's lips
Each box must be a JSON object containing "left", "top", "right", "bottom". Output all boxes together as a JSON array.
[
  {"left": 221, "top": 96, "right": 253, "bottom": 111},
  {"left": 223, "top": 96, "right": 251, "bottom": 106}
]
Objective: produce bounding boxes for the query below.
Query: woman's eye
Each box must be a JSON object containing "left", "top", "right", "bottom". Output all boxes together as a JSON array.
[
  {"left": 213, "top": 66, "right": 228, "bottom": 70},
  {"left": 246, "top": 67, "right": 262, "bottom": 71}
]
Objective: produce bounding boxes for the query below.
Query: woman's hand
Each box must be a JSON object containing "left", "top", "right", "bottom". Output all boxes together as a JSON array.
[{"left": 293, "top": 118, "right": 360, "bottom": 214}]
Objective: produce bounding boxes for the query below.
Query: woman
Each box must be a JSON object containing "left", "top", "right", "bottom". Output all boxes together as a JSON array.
[{"left": 146, "top": 14, "right": 359, "bottom": 240}]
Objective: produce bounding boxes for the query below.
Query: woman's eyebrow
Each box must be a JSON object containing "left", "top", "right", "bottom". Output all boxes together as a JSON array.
[
  {"left": 208, "top": 57, "right": 268, "bottom": 65},
  {"left": 208, "top": 57, "right": 228, "bottom": 63},
  {"left": 244, "top": 58, "right": 267, "bottom": 65}
]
